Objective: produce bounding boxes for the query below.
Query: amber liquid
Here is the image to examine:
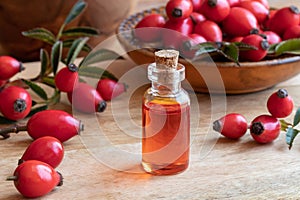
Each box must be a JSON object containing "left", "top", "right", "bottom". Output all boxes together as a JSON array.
[{"left": 142, "top": 99, "right": 190, "bottom": 175}]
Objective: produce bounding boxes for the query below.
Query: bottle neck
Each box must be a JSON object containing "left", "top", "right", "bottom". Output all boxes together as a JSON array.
[{"left": 148, "top": 62, "right": 185, "bottom": 97}]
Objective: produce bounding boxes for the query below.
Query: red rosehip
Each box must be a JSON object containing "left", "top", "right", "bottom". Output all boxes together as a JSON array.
[
  {"left": 0, "top": 86, "right": 32, "bottom": 121},
  {"left": 201, "top": 0, "right": 230, "bottom": 23},
  {"left": 269, "top": 6, "right": 300, "bottom": 36},
  {"left": 194, "top": 20, "right": 223, "bottom": 42},
  {"left": 19, "top": 136, "right": 64, "bottom": 168},
  {"left": 267, "top": 89, "right": 294, "bottom": 118},
  {"left": 250, "top": 115, "right": 281, "bottom": 144},
  {"left": 55, "top": 64, "right": 79, "bottom": 93},
  {"left": 213, "top": 113, "right": 248, "bottom": 139},
  {"left": 239, "top": 34, "right": 269, "bottom": 62},
  {"left": 135, "top": 13, "right": 166, "bottom": 42},
  {"left": 262, "top": 31, "right": 282, "bottom": 45},
  {"left": 0, "top": 56, "right": 24, "bottom": 80},
  {"left": 166, "top": 0, "right": 193, "bottom": 22},
  {"left": 179, "top": 33, "right": 207, "bottom": 58},
  {"left": 7, "top": 160, "right": 63, "bottom": 198},
  {"left": 283, "top": 25, "right": 300, "bottom": 40},
  {"left": 71, "top": 82, "right": 106, "bottom": 113},
  {"left": 96, "top": 78, "right": 126, "bottom": 101}
]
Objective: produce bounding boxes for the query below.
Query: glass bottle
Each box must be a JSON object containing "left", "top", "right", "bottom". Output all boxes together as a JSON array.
[{"left": 142, "top": 50, "right": 190, "bottom": 175}]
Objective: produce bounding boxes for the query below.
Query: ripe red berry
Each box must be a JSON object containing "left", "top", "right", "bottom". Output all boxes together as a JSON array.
[
  {"left": 190, "top": 12, "right": 206, "bottom": 24},
  {"left": 194, "top": 20, "right": 223, "bottom": 42},
  {"left": 213, "top": 113, "right": 248, "bottom": 139},
  {"left": 0, "top": 86, "right": 32, "bottom": 121},
  {"left": 55, "top": 64, "right": 79, "bottom": 93},
  {"left": 269, "top": 6, "right": 300, "bottom": 36},
  {"left": 262, "top": 31, "right": 282, "bottom": 45},
  {"left": 19, "top": 136, "right": 64, "bottom": 168},
  {"left": 267, "top": 89, "right": 294, "bottom": 118},
  {"left": 71, "top": 82, "right": 107, "bottom": 113},
  {"left": 27, "top": 110, "right": 83, "bottom": 142},
  {"left": 0, "top": 56, "right": 24, "bottom": 80},
  {"left": 250, "top": 115, "right": 281, "bottom": 144},
  {"left": 166, "top": 0, "right": 193, "bottom": 22},
  {"left": 179, "top": 33, "right": 207, "bottom": 58},
  {"left": 283, "top": 25, "right": 300, "bottom": 40},
  {"left": 135, "top": 13, "right": 166, "bottom": 42},
  {"left": 238, "top": 0, "right": 269, "bottom": 24},
  {"left": 7, "top": 160, "right": 63, "bottom": 198},
  {"left": 201, "top": 0, "right": 230, "bottom": 23},
  {"left": 96, "top": 78, "right": 126, "bottom": 101},
  {"left": 222, "top": 7, "right": 258, "bottom": 37},
  {"left": 239, "top": 34, "right": 269, "bottom": 62}
]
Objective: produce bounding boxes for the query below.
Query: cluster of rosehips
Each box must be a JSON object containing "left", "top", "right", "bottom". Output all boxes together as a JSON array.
[
  {"left": 0, "top": 56, "right": 33, "bottom": 121},
  {"left": 5, "top": 109, "right": 83, "bottom": 198},
  {"left": 213, "top": 88, "right": 294, "bottom": 144},
  {"left": 55, "top": 64, "right": 126, "bottom": 113},
  {"left": 134, "top": 0, "right": 300, "bottom": 61}
]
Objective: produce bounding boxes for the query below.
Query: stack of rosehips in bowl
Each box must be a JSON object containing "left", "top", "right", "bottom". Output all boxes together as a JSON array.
[
  {"left": 134, "top": 0, "right": 300, "bottom": 61},
  {"left": 213, "top": 88, "right": 294, "bottom": 144},
  {"left": 55, "top": 63, "right": 126, "bottom": 114}
]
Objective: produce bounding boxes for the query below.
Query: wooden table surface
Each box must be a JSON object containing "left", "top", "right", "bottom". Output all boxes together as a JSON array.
[{"left": 2, "top": 0, "right": 300, "bottom": 199}]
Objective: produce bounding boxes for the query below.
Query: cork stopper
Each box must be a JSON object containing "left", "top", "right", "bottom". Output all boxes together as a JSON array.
[{"left": 154, "top": 49, "right": 179, "bottom": 69}]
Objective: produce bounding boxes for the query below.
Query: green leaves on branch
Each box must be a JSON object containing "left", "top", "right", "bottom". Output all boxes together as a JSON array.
[
  {"left": 19, "top": 0, "right": 123, "bottom": 108},
  {"left": 281, "top": 107, "right": 300, "bottom": 149},
  {"left": 268, "top": 39, "right": 300, "bottom": 56}
]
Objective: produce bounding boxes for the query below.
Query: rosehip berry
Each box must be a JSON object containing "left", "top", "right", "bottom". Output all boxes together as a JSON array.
[
  {"left": 269, "top": 6, "right": 300, "bottom": 36},
  {"left": 19, "top": 136, "right": 64, "bottom": 168},
  {"left": 26, "top": 110, "right": 83, "bottom": 142},
  {"left": 213, "top": 113, "right": 248, "bottom": 139},
  {"left": 267, "top": 89, "right": 294, "bottom": 118},
  {"left": 96, "top": 78, "right": 126, "bottom": 101},
  {"left": 190, "top": 12, "right": 206, "bottom": 24},
  {"left": 71, "top": 82, "right": 107, "bottom": 113},
  {"left": 227, "top": 0, "right": 240, "bottom": 7},
  {"left": 166, "top": 0, "right": 193, "bottom": 22},
  {"left": 222, "top": 7, "right": 259, "bottom": 37},
  {"left": 201, "top": 0, "right": 230, "bottom": 23},
  {"left": 0, "top": 86, "right": 32, "bottom": 121},
  {"left": 239, "top": 34, "right": 269, "bottom": 62},
  {"left": 135, "top": 13, "right": 166, "bottom": 42},
  {"left": 194, "top": 20, "right": 222, "bottom": 42},
  {"left": 190, "top": 0, "right": 204, "bottom": 11},
  {"left": 0, "top": 56, "right": 24, "bottom": 80},
  {"left": 55, "top": 64, "right": 79, "bottom": 93},
  {"left": 283, "top": 25, "right": 300, "bottom": 40},
  {"left": 179, "top": 33, "right": 207, "bottom": 58},
  {"left": 262, "top": 31, "right": 282, "bottom": 45},
  {"left": 250, "top": 114, "right": 281, "bottom": 144},
  {"left": 7, "top": 160, "right": 63, "bottom": 198},
  {"left": 238, "top": 0, "right": 269, "bottom": 24}
]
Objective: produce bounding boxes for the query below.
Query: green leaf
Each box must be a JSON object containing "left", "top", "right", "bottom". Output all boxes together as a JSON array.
[
  {"left": 286, "top": 127, "right": 300, "bottom": 149},
  {"left": 234, "top": 42, "right": 258, "bottom": 51},
  {"left": 66, "top": 37, "right": 89, "bottom": 65},
  {"left": 27, "top": 105, "right": 48, "bottom": 117},
  {"left": 22, "top": 28, "right": 56, "bottom": 44},
  {"left": 79, "top": 66, "right": 118, "bottom": 81},
  {"left": 63, "top": 39, "right": 92, "bottom": 52},
  {"left": 51, "top": 41, "right": 62, "bottom": 75},
  {"left": 193, "top": 42, "right": 218, "bottom": 55},
  {"left": 267, "top": 43, "right": 277, "bottom": 54},
  {"left": 293, "top": 107, "right": 300, "bottom": 127},
  {"left": 64, "top": 0, "right": 87, "bottom": 25},
  {"left": 42, "top": 76, "right": 56, "bottom": 88},
  {"left": 40, "top": 49, "right": 50, "bottom": 77},
  {"left": 49, "top": 90, "right": 61, "bottom": 105},
  {"left": 22, "top": 79, "right": 48, "bottom": 100},
  {"left": 219, "top": 43, "right": 239, "bottom": 64},
  {"left": 62, "top": 26, "right": 99, "bottom": 37},
  {"left": 79, "top": 49, "right": 124, "bottom": 67},
  {"left": 280, "top": 119, "right": 292, "bottom": 131},
  {"left": 275, "top": 38, "right": 300, "bottom": 56}
]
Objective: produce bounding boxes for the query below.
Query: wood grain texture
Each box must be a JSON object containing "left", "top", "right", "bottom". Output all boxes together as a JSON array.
[{"left": 1, "top": 0, "right": 300, "bottom": 199}]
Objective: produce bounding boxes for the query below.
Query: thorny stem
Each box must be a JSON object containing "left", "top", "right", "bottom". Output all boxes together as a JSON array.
[{"left": 0, "top": 124, "right": 27, "bottom": 139}]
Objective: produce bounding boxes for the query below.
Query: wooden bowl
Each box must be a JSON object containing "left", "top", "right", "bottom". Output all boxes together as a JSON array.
[{"left": 117, "top": 7, "right": 300, "bottom": 94}]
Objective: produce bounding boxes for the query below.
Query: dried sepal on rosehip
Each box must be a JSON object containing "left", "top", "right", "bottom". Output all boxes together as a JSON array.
[{"left": 213, "top": 113, "right": 248, "bottom": 139}]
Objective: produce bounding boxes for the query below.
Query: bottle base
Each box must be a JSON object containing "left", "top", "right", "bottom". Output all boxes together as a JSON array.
[{"left": 142, "top": 161, "right": 188, "bottom": 175}]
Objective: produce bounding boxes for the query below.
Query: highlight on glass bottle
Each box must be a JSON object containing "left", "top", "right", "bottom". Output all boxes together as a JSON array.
[{"left": 142, "top": 49, "right": 191, "bottom": 175}]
